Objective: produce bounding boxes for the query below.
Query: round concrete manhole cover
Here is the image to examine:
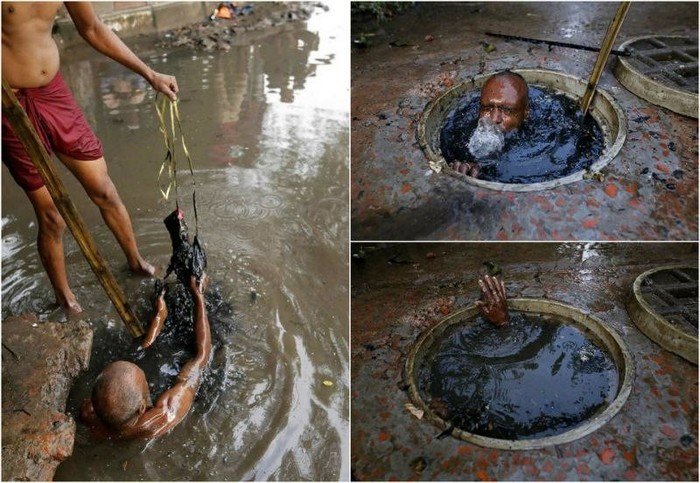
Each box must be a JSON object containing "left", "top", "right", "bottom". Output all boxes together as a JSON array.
[
  {"left": 614, "top": 36, "right": 698, "bottom": 118},
  {"left": 403, "top": 299, "right": 634, "bottom": 450},
  {"left": 627, "top": 265, "right": 698, "bottom": 364}
]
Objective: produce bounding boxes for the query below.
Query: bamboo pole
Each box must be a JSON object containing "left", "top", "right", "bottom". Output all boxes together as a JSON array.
[
  {"left": 580, "top": 2, "right": 631, "bottom": 117},
  {"left": 2, "top": 79, "right": 144, "bottom": 337}
]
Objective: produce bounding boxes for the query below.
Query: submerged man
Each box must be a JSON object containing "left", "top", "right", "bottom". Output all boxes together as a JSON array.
[
  {"left": 80, "top": 274, "right": 211, "bottom": 439},
  {"left": 2, "top": 2, "right": 179, "bottom": 312},
  {"left": 450, "top": 71, "right": 529, "bottom": 177},
  {"left": 475, "top": 274, "right": 509, "bottom": 326}
]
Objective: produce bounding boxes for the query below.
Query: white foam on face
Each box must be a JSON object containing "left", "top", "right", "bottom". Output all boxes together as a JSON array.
[{"left": 468, "top": 116, "right": 505, "bottom": 160}]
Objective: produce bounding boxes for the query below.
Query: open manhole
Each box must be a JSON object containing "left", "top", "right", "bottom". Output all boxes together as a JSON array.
[
  {"left": 614, "top": 36, "right": 698, "bottom": 118},
  {"left": 418, "top": 69, "right": 627, "bottom": 192},
  {"left": 404, "top": 299, "right": 634, "bottom": 450},
  {"left": 626, "top": 265, "right": 698, "bottom": 364}
]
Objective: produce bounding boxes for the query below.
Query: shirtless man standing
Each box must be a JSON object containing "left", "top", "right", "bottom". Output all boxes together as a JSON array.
[{"left": 2, "top": 2, "right": 179, "bottom": 312}]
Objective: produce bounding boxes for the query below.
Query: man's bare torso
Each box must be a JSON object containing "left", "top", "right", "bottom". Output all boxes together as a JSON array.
[{"left": 2, "top": 2, "right": 62, "bottom": 89}]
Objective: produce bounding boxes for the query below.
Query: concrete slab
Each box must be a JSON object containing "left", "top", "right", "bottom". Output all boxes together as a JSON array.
[
  {"left": 351, "top": 2, "right": 698, "bottom": 240},
  {"left": 351, "top": 242, "right": 698, "bottom": 481}
]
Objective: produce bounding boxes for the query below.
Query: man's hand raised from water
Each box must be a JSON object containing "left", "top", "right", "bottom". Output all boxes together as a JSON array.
[{"left": 475, "top": 275, "right": 509, "bottom": 326}]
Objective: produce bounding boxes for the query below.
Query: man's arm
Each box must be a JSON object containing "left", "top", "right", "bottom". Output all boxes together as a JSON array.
[
  {"left": 83, "top": 275, "right": 212, "bottom": 439},
  {"left": 63, "top": 2, "right": 178, "bottom": 100},
  {"left": 141, "top": 283, "right": 168, "bottom": 349},
  {"left": 475, "top": 275, "right": 509, "bottom": 326}
]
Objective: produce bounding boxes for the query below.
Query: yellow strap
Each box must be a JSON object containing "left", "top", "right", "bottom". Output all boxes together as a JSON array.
[{"left": 154, "top": 94, "right": 199, "bottom": 233}]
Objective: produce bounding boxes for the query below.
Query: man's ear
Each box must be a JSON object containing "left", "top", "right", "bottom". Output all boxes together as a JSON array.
[{"left": 138, "top": 401, "right": 147, "bottom": 415}]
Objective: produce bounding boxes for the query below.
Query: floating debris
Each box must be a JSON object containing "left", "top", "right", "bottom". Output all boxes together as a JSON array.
[{"left": 405, "top": 402, "right": 424, "bottom": 419}]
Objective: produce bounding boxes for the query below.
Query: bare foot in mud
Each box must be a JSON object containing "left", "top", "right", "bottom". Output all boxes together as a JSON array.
[
  {"left": 129, "top": 258, "right": 157, "bottom": 277},
  {"left": 57, "top": 292, "right": 83, "bottom": 313}
]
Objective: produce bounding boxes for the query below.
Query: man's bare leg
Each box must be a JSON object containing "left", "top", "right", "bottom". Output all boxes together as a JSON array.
[
  {"left": 26, "top": 187, "right": 82, "bottom": 312},
  {"left": 58, "top": 154, "right": 155, "bottom": 276}
]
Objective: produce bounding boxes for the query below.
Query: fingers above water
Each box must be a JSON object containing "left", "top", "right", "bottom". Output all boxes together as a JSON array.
[{"left": 449, "top": 161, "right": 473, "bottom": 175}]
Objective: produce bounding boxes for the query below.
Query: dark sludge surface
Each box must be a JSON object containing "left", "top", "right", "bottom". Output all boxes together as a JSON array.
[
  {"left": 417, "top": 313, "right": 619, "bottom": 440},
  {"left": 440, "top": 86, "right": 605, "bottom": 184}
]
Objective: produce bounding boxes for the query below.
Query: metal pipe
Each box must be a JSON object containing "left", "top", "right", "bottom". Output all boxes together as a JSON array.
[{"left": 484, "top": 31, "right": 631, "bottom": 57}]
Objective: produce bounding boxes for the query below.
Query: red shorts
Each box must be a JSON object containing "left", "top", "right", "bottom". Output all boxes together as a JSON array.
[{"left": 2, "top": 72, "right": 104, "bottom": 191}]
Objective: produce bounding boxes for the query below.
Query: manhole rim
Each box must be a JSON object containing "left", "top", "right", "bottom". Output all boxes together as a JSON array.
[
  {"left": 404, "top": 298, "right": 635, "bottom": 450},
  {"left": 614, "top": 35, "right": 699, "bottom": 119},
  {"left": 627, "top": 264, "right": 698, "bottom": 364},
  {"left": 417, "top": 68, "right": 628, "bottom": 192}
]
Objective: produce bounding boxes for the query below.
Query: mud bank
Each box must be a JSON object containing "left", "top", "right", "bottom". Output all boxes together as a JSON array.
[
  {"left": 157, "top": 2, "right": 326, "bottom": 52},
  {"left": 1, "top": 314, "right": 92, "bottom": 481}
]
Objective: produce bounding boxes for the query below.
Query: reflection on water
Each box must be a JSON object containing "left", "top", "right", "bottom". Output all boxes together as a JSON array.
[
  {"left": 418, "top": 313, "right": 618, "bottom": 440},
  {"left": 2, "top": 5, "right": 348, "bottom": 481}
]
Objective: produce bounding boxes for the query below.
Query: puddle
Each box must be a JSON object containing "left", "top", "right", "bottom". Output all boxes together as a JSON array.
[
  {"left": 440, "top": 86, "right": 605, "bottom": 184},
  {"left": 2, "top": 5, "right": 349, "bottom": 481},
  {"left": 417, "top": 312, "right": 618, "bottom": 440}
]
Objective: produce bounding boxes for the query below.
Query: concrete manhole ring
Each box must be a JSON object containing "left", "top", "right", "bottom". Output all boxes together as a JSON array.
[
  {"left": 417, "top": 69, "right": 628, "bottom": 192},
  {"left": 614, "top": 36, "right": 698, "bottom": 118},
  {"left": 403, "top": 298, "right": 635, "bottom": 450},
  {"left": 626, "top": 265, "right": 698, "bottom": 364}
]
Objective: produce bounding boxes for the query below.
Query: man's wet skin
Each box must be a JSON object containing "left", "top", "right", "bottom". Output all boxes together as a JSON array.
[
  {"left": 80, "top": 274, "right": 211, "bottom": 439},
  {"left": 143, "top": 207, "right": 206, "bottom": 349},
  {"left": 450, "top": 72, "right": 529, "bottom": 177},
  {"left": 475, "top": 274, "right": 509, "bottom": 326}
]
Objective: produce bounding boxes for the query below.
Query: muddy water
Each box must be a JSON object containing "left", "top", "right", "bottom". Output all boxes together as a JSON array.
[
  {"left": 2, "top": 6, "right": 348, "bottom": 481},
  {"left": 440, "top": 86, "right": 605, "bottom": 183},
  {"left": 418, "top": 313, "right": 618, "bottom": 440}
]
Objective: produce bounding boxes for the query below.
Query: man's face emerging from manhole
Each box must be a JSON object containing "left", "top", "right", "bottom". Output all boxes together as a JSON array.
[{"left": 479, "top": 74, "right": 529, "bottom": 133}]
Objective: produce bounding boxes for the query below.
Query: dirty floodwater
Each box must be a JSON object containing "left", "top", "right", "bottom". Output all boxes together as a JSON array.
[
  {"left": 440, "top": 87, "right": 605, "bottom": 183},
  {"left": 2, "top": 6, "right": 348, "bottom": 481},
  {"left": 418, "top": 313, "right": 618, "bottom": 440}
]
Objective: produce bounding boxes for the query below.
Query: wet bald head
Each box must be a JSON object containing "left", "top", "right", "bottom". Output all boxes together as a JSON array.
[
  {"left": 479, "top": 71, "right": 529, "bottom": 132},
  {"left": 92, "top": 361, "right": 150, "bottom": 430}
]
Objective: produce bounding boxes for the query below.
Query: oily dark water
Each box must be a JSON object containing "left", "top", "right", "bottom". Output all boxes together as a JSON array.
[
  {"left": 440, "top": 86, "right": 605, "bottom": 183},
  {"left": 417, "top": 312, "right": 619, "bottom": 440}
]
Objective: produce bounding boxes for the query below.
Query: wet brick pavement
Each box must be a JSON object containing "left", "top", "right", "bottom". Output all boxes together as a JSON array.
[
  {"left": 351, "top": 243, "right": 698, "bottom": 481},
  {"left": 351, "top": 2, "right": 698, "bottom": 240}
]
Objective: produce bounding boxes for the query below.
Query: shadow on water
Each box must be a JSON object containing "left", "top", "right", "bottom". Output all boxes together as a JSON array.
[
  {"left": 2, "top": 5, "right": 348, "bottom": 481},
  {"left": 418, "top": 313, "right": 618, "bottom": 440},
  {"left": 440, "top": 87, "right": 605, "bottom": 183}
]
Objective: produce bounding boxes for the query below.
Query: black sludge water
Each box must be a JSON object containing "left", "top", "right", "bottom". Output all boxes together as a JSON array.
[
  {"left": 440, "top": 87, "right": 605, "bottom": 183},
  {"left": 417, "top": 313, "right": 619, "bottom": 440}
]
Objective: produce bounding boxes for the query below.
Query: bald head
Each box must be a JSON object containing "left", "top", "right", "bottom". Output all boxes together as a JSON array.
[
  {"left": 479, "top": 71, "right": 529, "bottom": 132},
  {"left": 92, "top": 361, "right": 150, "bottom": 430}
]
